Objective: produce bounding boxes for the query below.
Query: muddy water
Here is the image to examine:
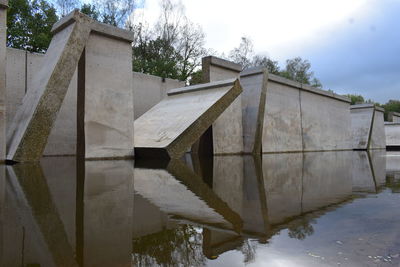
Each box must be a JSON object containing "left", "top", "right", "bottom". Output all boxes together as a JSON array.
[{"left": 1, "top": 151, "right": 399, "bottom": 266}]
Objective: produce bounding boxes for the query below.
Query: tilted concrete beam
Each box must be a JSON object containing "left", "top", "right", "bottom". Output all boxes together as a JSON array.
[{"left": 134, "top": 79, "right": 243, "bottom": 159}]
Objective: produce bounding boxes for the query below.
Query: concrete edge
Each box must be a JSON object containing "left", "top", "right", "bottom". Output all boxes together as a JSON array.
[
  {"left": 350, "top": 103, "right": 375, "bottom": 110},
  {"left": 240, "top": 66, "right": 266, "bottom": 78},
  {"left": 132, "top": 71, "right": 184, "bottom": 84},
  {"left": 0, "top": 0, "right": 8, "bottom": 9},
  {"left": 204, "top": 56, "right": 242, "bottom": 72},
  {"left": 389, "top": 111, "right": 400, "bottom": 117},
  {"left": 375, "top": 106, "right": 385, "bottom": 112},
  {"left": 268, "top": 73, "right": 351, "bottom": 103},
  {"left": 385, "top": 122, "right": 400, "bottom": 126},
  {"left": 51, "top": 9, "right": 134, "bottom": 42},
  {"left": 167, "top": 78, "right": 237, "bottom": 96}
]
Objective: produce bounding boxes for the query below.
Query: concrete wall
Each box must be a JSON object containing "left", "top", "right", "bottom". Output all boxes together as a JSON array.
[
  {"left": 0, "top": 2, "right": 7, "bottom": 162},
  {"left": 350, "top": 104, "right": 386, "bottom": 150},
  {"left": 202, "top": 56, "right": 244, "bottom": 154},
  {"left": 6, "top": 48, "right": 183, "bottom": 156},
  {"left": 133, "top": 72, "right": 184, "bottom": 119},
  {"left": 262, "top": 74, "right": 352, "bottom": 153},
  {"left": 385, "top": 123, "right": 400, "bottom": 147},
  {"left": 388, "top": 112, "right": 400, "bottom": 123}
]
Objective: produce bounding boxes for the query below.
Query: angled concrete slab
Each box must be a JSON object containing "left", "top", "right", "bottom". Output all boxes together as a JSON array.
[
  {"left": 385, "top": 122, "right": 400, "bottom": 148},
  {"left": 134, "top": 79, "right": 243, "bottom": 159},
  {"left": 6, "top": 10, "right": 135, "bottom": 162},
  {"left": 262, "top": 74, "right": 352, "bottom": 153},
  {"left": 6, "top": 11, "right": 92, "bottom": 162},
  {"left": 240, "top": 67, "right": 268, "bottom": 154},
  {"left": 201, "top": 56, "right": 244, "bottom": 155},
  {"left": 0, "top": 1, "right": 7, "bottom": 162},
  {"left": 351, "top": 104, "right": 386, "bottom": 150}
]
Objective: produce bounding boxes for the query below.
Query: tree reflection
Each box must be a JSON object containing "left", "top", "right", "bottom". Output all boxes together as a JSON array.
[
  {"left": 132, "top": 224, "right": 206, "bottom": 266},
  {"left": 287, "top": 218, "right": 315, "bottom": 240}
]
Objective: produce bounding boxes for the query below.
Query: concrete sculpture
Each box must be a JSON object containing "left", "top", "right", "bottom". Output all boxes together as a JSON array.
[
  {"left": 134, "top": 79, "right": 243, "bottom": 159},
  {"left": 6, "top": 10, "right": 135, "bottom": 162},
  {"left": 0, "top": 0, "right": 7, "bottom": 162},
  {"left": 385, "top": 122, "right": 400, "bottom": 148},
  {"left": 195, "top": 56, "right": 244, "bottom": 155},
  {"left": 351, "top": 104, "right": 386, "bottom": 150},
  {"left": 388, "top": 112, "right": 400, "bottom": 123}
]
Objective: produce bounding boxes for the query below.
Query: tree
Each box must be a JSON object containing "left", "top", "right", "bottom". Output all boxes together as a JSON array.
[
  {"left": 228, "top": 36, "right": 253, "bottom": 69},
  {"left": 53, "top": 0, "right": 79, "bottom": 17},
  {"left": 7, "top": 0, "right": 58, "bottom": 52},
  {"left": 94, "top": 0, "right": 135, "bottom": 27},
  {"left": 131, "top": 0, "right": 208, "bottom": 82},
  {"left": 80, "top": 3, "right": 100, "bottom": 21},
  {"left": 251, "top": 55, "right": 280, "bottom": 75},
  {"left": 281, "top": 57, "right": 317, "bottom": 85},
  {"left": 346, "top": 94, "right": 365, "bottom": 105}
]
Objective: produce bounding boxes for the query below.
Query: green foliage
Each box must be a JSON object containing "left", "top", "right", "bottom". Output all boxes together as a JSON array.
[
  {"left": 189, "top": 69, "right": 203, "bottom": 85},
  {"left": 346, "top": 94, "right": 365, "bottom": 105},
  {"left": 281, "top": 57, "right": 322, "bottom": 88},
  {"left": 80, "top": 3, "right": 100, "bottom": 21},
  {"left": 382, "top": 100, "right": 400, "bottom": 121},
  {"left": 7, "top": 0, "right": 58, "bottom": 52},
  {"left": 252, "top": 55, "right": 280, "bottom": 75}
]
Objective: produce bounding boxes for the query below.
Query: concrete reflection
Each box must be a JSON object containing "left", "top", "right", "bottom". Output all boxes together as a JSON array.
[{"left": 352, "top": 151, "right": 387, "bottom": 193}]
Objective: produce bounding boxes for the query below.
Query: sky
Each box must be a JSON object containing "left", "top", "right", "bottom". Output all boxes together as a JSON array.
[{"left": 133, "top": 0, "right": 400, "bottom": 103}]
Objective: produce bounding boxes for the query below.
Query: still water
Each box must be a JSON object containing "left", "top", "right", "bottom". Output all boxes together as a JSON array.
[{"left": 1, "top": 151, "right": 399, "bottom": 266}]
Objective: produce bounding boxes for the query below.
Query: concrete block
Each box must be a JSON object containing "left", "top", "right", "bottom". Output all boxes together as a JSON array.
[
  {"left": 0, "top": 4, "right": 6, "bottom": 162},
  {"left": 262, "top": 74, "right": 351, "bottom": 153},
  {"left": 6, "top": 12, "right": 92, "bottom": 162},
  {"left": 388, "top": 112, "right": 400, "bottom": 123},
  {"left": 385, "top": 122, "right": 400, "bottom": 147},
  {"left": 201, "top": 56, "right": 244, "bottom": 155},
  {"left": 240, "top": 67, "right": 268, "bottom": 154},
  {"left": 134, "top": 79, "right": 243, "bottom": 159},
  {"left": 351, "top": 104, "right": 386, "bottom": 150},
  {"left": 82, "top": 32, "right": 134, "bottom": 159},
  {"left": 133, "top": 72, "right": 185, "bottom": 119},
  {"left": 262, "top": 79, "right": 303, "bottom": 152}
]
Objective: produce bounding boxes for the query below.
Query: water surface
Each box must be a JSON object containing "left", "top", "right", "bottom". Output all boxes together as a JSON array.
[{"left": 1, "top": 151, "right": 399, "bottom": 266}]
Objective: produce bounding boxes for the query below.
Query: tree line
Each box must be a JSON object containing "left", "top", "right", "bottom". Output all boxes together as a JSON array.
[{"left": 6, "top": 0, "right": 400, "bottom": 116}]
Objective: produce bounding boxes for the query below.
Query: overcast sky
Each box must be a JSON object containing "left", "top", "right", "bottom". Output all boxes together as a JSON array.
[{"left": 135, "top": 0, "right": 399, "bottom": 103}]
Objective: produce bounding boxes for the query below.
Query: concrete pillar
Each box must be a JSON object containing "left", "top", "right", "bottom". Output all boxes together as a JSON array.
[
  {"left": 200, "top": 56, "right": 244, "bottom": 155},
  {"left": 79, "top": 30, "right": 134, "bottom": 159},
  {"left": 0, "top": 0, "right": 8, "bottom": 162}
]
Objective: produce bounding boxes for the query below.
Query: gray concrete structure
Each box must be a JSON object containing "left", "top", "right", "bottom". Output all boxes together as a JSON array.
[
  {"left": 351, "top": 104, "right": 386, "bottom": 150},
  {"left": 6, "top": 11, "right": 135, "bottom": 162},
  {"left": 388, "top": 112, "right": 400, "bottom": 123},
  {"left": 240, "top": 67, "right": 268, "bottom": 154},
  {"left": 200, "top": 56, "right": 244, "bottom": 155},
  {"left": 263, "top": 74, "right": 352, "bottom": 153},
  {"left": 0, "top": 0, "right": 7, "bottom": 162},
  {"left": 134, "top": 79, "right": 243, "bottom": 159},
  {"left": 133, "top": 72, "right": 185, "bottom": 119},
  {"left": 5, "top": 48, "right": 183, "bottom": 156},
  {"left": 385, "top": 122, "right": 400, "bottom": 147}
]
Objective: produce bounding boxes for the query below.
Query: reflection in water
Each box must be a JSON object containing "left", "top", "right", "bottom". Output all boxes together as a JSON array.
[{"left": 1, "top": 150, "right": 399, "bottom": 266}]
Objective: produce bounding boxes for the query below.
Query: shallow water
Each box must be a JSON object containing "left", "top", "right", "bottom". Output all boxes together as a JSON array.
[{"left": 1, "top": 150, "right": 399, "bottom": 266}]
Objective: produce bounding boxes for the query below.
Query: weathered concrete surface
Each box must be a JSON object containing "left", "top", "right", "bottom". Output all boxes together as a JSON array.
[
  {"left": 262, "top": 74, "right": 351, "bottom": 152},
  {"left": 133, "top": 72, "right": 185, "bottom": 119},
  {"left": 0, "top": 2, "right": 7, "bottom": 162},
  {"left": 385, "top": 122, "right": 400, "bottom": 147},
  {"left": 388, "top": 112, "right": 400, "bottom": 123},
  {"left": 6, "top": 12, "right": 92, "bottom": 162},
  {"left": 134, "top": 79, "right": 243, "bottom": 159},
  {"left": 83, "top": 32, "right": 134, "bottom": 159},
  {"left": 240, "top": 67, "right": 268, "bottom": 154},
  {"left": 386, "top": 151, "right": 400, "bottom": 173},
  {"left": 351, "top": 104, "right": 386, "bottom": 150},
  {"left": 6, "top": 48, "right": 182, "bottom": 156},
  {"left": 201, "top": 56, "right": 244, "bottom": 155},
  {"left": 83, "top": 161, "right": 134, "bottom": 267}
]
